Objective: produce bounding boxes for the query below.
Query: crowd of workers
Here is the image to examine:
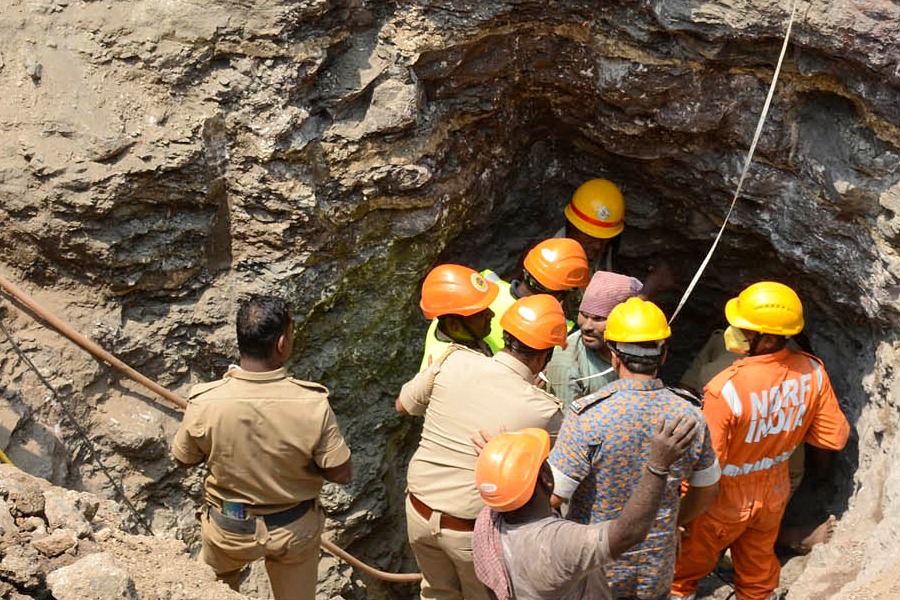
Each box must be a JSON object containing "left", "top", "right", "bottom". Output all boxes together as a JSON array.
[{"left": 172, "top": 179, "right": 851, "bottom": 600}]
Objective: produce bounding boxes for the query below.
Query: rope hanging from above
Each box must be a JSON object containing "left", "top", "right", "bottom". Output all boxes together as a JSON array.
[{"left": 669, "top": 0, "right": 800, "bottom": 324}]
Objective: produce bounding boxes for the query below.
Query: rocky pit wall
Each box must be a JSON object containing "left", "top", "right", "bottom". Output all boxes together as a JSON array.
[{"left": 1, "top": 0, "right": 899, "bottom": 598}]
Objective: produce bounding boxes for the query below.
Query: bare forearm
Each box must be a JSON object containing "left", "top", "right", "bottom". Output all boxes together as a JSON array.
[
  {"left": 678, "top": 483, "right": 718, "bottom": 525},
  {"left": 607, "top": 468, "right": 667, "bottom": 557},
  {"left": 322, "top": 459, "right": 353, "bottom": 484}
]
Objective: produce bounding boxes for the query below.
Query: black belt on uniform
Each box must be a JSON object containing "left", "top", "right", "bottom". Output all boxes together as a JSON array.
[{"left": 208, "top": 499, "right": 315, "bottom": 534}]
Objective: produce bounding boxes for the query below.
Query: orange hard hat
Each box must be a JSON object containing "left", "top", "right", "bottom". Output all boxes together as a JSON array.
[
  {"left": 420, "top": 264, "right": 499, "bottom": 320},
  {"left": 523, "top": 238, "right": 590, "bottom": 291},
  {"left": 564, "top": 178, "right": 625, "bottom": 239},
  {"left": 499, "top": 294, "right": 568, "bottom": 350},
  {"left": 475, "top": 428, "right": 550, "bottom": 512}
]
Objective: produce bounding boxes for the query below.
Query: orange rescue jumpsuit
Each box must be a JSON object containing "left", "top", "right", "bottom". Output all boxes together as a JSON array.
[{"left": 671, "top": 348, "right": 849, "bottom": 600}]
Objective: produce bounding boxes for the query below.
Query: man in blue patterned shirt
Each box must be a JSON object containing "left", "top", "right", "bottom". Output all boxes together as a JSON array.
[{"left": 548, "top": 298, "right": 721, "bottom": 600}]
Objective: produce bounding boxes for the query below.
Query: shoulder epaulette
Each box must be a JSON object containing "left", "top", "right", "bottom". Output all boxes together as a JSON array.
[
  {"left": 446, "top": 343, "right": 479, "bottom": 357},
  {"left": 534, "top": 385, "right": 564, "bottom": 408},
  {"left": 287, "top": 378, "right": 329, "bottom": 394},
  {"left": 667, "top": 386, "right": 703, "bottom": 408},
  {"left": 427, "top": 344, "right": 467, "bottom": 375},
  {"left": 188, "top": 378, "right": 230, "bottom": 399},
  {"left": 569, "top": 388, "right": 614, "bottom": 414}
]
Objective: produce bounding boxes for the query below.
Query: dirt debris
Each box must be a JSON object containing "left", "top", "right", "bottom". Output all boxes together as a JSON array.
[{"left": 0, "top": 464, "right": 246, "bottom": 600}]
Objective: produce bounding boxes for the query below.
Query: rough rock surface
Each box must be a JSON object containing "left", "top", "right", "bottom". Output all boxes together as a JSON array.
[
  {"left": 46, "top": 552, "right": 137, "bottom": 600},
  {"left": 0, "top": 0, "right": 899, "bottom": 598},
  {"left": 0, "top": 465, "right": 245, "bottom": 599}
]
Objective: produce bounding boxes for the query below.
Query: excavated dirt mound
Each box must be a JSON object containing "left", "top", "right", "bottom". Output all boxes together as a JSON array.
[{"left": 0, "top": 464, "right": 246, "bottom": 600}]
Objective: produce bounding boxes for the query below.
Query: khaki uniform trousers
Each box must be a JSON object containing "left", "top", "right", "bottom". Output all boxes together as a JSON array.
[
  {"left": 405, "top": 496, "right": 491, "bottom": 600},
  {"left": 199, "top": 505, "right": 324, "bottom": 600}
]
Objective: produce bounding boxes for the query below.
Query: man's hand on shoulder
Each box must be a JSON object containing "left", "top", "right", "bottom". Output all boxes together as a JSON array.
[{"left": 648, "top": 416, "right": 698, "bottom": 473}]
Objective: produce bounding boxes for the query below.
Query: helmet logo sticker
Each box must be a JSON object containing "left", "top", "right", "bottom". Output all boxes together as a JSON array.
[
  {"left": 470, "top": 273, "right": 489, "bottom": 292},
  {"left": 479, "top": 483, "right": 498, "bottom": 493},
  {"left": 540, "top": 248, "right": 558, "bottom": 262},
  {"left": 596, "top": 205, "right": 611, "bottom": 221}
]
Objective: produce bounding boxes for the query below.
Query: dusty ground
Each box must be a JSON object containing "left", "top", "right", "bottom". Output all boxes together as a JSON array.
[{"left": 0, "top": 464, "right": 247, "bottom": 600}]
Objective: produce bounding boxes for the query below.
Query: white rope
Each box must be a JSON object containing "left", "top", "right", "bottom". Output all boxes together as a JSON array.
[
  {"left": 574, "top": 366, "right": 614, "bottom": 383},
  {"left": 539, "top": 365, "right": 614, "bottom": 386},
  {"left": 668, "top": 0, "right": 799, "bottom": 324}
]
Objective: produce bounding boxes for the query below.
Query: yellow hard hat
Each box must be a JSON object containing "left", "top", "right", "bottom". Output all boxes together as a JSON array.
[
  {"left": 564, "top": 179, "right": 625, "bottom": 239},
  {"left": 475, "top": 428, "right": 550, "bottom": 513},
  {"left": 604, "top": 297, "right": 671, "bottom": 343},
  {"left": 725, "top": 281, "right": 804, "bottom": 336}
]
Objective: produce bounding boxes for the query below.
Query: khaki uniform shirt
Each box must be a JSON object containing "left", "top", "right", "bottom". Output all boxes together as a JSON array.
[
  {"left": 679, "top": 330, "right": 741, "bottom": 394},
  {"left": 400, "top": 347, "right": 564, "bottom": 519},
  {"left": 501, "top": 516, "right": 613, "bottom": 600},
  {"left": 173, "top": 367, "right": 351, "bottom": 514}
]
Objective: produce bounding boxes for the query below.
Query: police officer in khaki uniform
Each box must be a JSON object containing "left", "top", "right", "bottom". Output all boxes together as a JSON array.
[
  {"left": 396, "top": 294, "right": 568, "bottom": 600},
  {"left": 173, "top": 295, "right": 352, "bottom": 600}
]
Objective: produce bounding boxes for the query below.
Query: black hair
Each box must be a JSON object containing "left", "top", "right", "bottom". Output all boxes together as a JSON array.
[
  {"left": 236, "top": 295, "right": 291, "bottom": 360},
  {"left": 522, "top": 272, "right": 569, "bottom": 302},
  {"left": 750, "top": 332, "right": 788, "bottom": 356},
  {"left": 609, "top": 341, "right": 664, "bottom": 375},
  {"left": 503, "top": 331, "right": 548, "bottom": 357}
]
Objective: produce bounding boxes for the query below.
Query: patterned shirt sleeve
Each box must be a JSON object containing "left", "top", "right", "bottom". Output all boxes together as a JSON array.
[
  {"left": 548, "top": 411, "right": 594, "bottom": 500},
  {"left": 688, "top": 418, "right": 721, "bottom": 487}
]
